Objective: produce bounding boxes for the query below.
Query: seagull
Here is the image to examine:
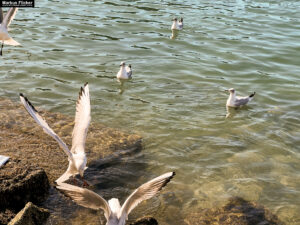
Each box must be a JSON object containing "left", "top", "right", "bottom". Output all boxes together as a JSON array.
[
  {"left": 19, "top": 83, "right": 91, "bottom": 186},
  {"left": 171, "top": 18, "right": 183, "bottom": 30},
  {"left": 226, "top": 88, "right": 255, "bottom": 107},
  {"left": 57, "top": 172, "right": 175, "bottom": 225},
  {"left": 117, "top": 61, "right": 132, "bottom": 80},
  {"left": 0, "top": 7, "right": 20, "bottom": 56}
]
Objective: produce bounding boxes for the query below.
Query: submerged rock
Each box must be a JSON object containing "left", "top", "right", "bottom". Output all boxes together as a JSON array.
[
  {"left": 185, "top": 197, "right": 284, "bottom": 225},
  {"left": 128, "top": 216, "right": 158, "bottom": 225},
  {"left": 0, "top": 159, "right": 49, "bottom": 225},
  {"left": 8, "top": 202, "right": 49, "bottom": 225}
]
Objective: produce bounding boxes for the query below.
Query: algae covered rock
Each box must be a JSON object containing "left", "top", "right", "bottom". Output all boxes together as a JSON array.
[
  {"left": 0, "top": 159, "right": 49, "bottom": 225},
  {"left": 0, "top": 159, "right": 49, "bottom": 210},
  {"left": 8, "top": 202, "right": 49, "bottom": 225},
  {"left": 185, "top": 197, "right": 284, "bottom": 225},
  {"left": 129, "top": 216, "right": 158, "bottom": 225}
]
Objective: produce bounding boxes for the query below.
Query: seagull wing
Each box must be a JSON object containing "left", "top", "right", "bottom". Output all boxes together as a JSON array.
[
  {"left": 71, "top": 83, "right": 91, "bottom": 154},
  {"left": 120, "top": 172, "right": 175, "bottom": 218},
  {"left": 0, "top": 8, "right": 3, "bottom": 24},
  {"left": 57, "top": 183, "right": 111, "bottom": 220},
  {"left": 234, "top": 96, "right": 250, "bottom": 106},
  {"left": 19, "top": 93, "right": 73, "bottom": 160},
  {"left": 2, "top": 7, "right": 18, "bottom": 28},
  {"left": 126, "top": 66, "right": 132, "bottom": 78}
]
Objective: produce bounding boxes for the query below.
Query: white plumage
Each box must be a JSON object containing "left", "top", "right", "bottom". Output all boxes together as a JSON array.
[
  {"left": 171, "top": 18, "right": 183, "bottom": 30},
  {"left": 0, "top": 8, "right": 20, "bottom": 55},
  {"left": 117, "top": 61, "right": 132, "bottom": 80},
  {"left": 57, "top": 172, "right": 175, "bottom": 225},
  {"left": 226, "top": 88, "right": 255, "bottom": 107},
  {"left": 20, "top": 83, "right": 91, "bottom": 185}
]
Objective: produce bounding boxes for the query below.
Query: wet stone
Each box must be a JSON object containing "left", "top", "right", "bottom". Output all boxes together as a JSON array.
[
  {"left": 184, "top": 197, "right": 284, "bottom": 225},
  {"left": 0, "top": 159, "right": 49, "bottom": 225},
  {"left": 8, "top": 202, "right": 49, "bottom": 225}
]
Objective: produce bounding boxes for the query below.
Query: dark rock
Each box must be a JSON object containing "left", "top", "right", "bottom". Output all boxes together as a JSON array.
[
  {"left": 0, "top": 159, "right": 49, "bottom": 225},
  {"left": 0, "top": 159, "right": 49, "bottom": 210},
  {"left": 185, "top": 197, "right": 284, "bottom": 225},
  {"left": 0, "top": 209, "right": 15, "bottom": 225},
  {"left": 8, "top": 202, "right": 49, "bottom": 225},
  {"left": 129, "top": 216, "right": 158, "bottom": 225}
]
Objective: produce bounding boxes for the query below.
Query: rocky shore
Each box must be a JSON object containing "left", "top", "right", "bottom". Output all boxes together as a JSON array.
[
  {"left": 0, "top": 97, "right": 143, "bottom": 224},
  {"left": 0, "top": 159, "right": 49, "bottom": 225}
]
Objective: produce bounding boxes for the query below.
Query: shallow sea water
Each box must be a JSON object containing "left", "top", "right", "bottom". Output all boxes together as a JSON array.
[{"left": 0, "top": 0, "right": 300, "bottom": 224}]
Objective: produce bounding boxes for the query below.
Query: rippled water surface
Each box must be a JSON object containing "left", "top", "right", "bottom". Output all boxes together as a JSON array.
[{"left": 1, "top": 0, "right": 300, "bottom": 224}]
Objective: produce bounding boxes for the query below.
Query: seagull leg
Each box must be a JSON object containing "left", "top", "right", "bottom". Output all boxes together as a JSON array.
[
  {"left": 80, "top": 176, "right": 90, "bottom": 187},
  {"left": 0, "top": 42, "right": 3, "bottom": 56}
]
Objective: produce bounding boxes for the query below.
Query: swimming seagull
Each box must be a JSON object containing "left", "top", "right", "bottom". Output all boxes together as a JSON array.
[
  {"left": 117, "top": 61, "right": 132, "bottom": 80},
  {"left": 57, "top": 172, "right": 175, "bottom": 225},
  {"left": 171, "top": 18, "right": 183, "bottom": 30},
  {"left": 226, "top": 88, "right": 255, "bottom": 107},
  {"left": 0, "top": 7, "right": 20, "bottom": 56},
  {"left": 19, "top": 83, "right": 91, "bottom": 186}
]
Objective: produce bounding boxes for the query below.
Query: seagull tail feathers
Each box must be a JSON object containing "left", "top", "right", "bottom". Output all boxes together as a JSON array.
[{"left": 249, "top": 92, "right": 256, "bottom": 99}]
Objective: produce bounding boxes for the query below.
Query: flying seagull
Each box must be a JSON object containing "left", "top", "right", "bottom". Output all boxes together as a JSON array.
[
  {"left": 117, "top": 61, "right": 132, "bottom": 80},
  {"left": 20, "top": 83, "right": 91, "bottom": 186},
  {"left": 171, "top": 18, "right": 183, "bottom": 30},
  {"left": 226, "top": 88, "right": 255, "bottom": 107},
  {"left": 0, "top": 7, "right": 20, "bottom": 56},
  {"left": 57, "top": 172, "right": 175, "bottom": 225}
]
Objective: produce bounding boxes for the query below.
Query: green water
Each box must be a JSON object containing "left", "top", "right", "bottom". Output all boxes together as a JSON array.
[{"left": 1, "top": 0, "right": 300, "bottom": 224}]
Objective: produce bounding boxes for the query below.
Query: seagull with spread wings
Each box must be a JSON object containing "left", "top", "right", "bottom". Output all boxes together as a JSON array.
[
  {"left": 57, "top": 172, "right": 175, "bottom": 225},
  {"left": 0, "top": 7, "right": 20, "bottom": 56},
  {"left": 20, "top": 83, "right": 91, "bottom": 186}
]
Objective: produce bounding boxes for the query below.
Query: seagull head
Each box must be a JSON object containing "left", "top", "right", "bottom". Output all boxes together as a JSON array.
[
  {"left": 228, "top": 88, "right": 235, "bottom": 94},
  {"left": 120, "top": 61, "right": 125, "bottom": 67},
  {"left": 172, "top": 18, "right": 177, "bottom": 22},
  {"left": 225, "top": 88, "right": 235, "bottom": 94}
]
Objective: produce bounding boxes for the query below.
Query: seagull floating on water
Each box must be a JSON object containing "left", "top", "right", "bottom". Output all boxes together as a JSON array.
[
  {"left": 57, "top": 172, "right": 175, "bottom": 225},
  {"left": 20, "top": 83, "right": 91, "bottom": 186},
  {"left": 171, "top": 18, "right": 183, "bottom": 30},
  {"left": 0, "top": 7, "right": 20, "bottom": 56},
  {"left": 226, "top": 88, "right": 255, "bottom": 107},
  {"left": 117, "top": 61, "right": 132, "bottom": 80}
]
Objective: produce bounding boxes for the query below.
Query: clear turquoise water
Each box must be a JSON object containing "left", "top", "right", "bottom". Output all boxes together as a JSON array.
[{"left": 1, "top": 0, "right": 300, "bottom": 224}]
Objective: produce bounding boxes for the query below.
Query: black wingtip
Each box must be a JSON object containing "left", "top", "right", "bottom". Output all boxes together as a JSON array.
[
  {"left": 161, "top": 172, "right": 176, "bottom": 190},
  {"left": 249, "top": 92, "right": 256, "bottom": 98},
  {"left": 78, "top": 83, "right": 88, "bottom": 102},
  {"left": 20, "top": 93, "right": 38, "bottom": 113}
]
